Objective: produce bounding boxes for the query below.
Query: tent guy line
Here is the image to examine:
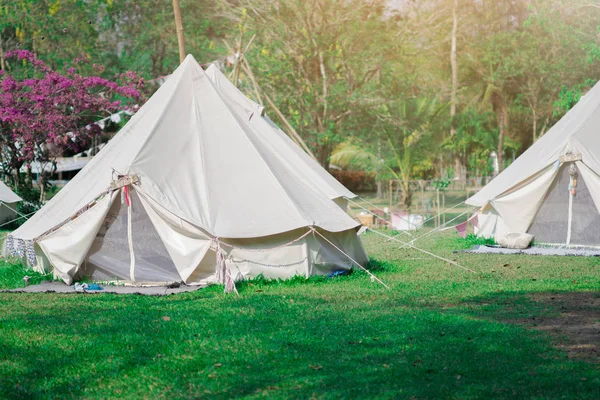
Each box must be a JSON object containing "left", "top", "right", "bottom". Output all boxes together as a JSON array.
[
  {"left": 311, "top": 228, "right": 390, "bottom": 289},
  {"left": 0, "top": 210, "right": 37, "bottom": 233},
  {"left": 416, "top": 200, "right": 467, "bottom": 227},
  {"left": 0, "top": 201, "right": 29, "bottom": 220},
  {"left": 346, "top": 197, "right": 412, "bottom": 237},
  {"left": 399, "top": 208, "right": 477, "bottom": 249},
  {"left": 354, "top": 194, "right": 469, "bottom": 232},
  {"left": 353, "top": 196, "right": 418, "bottom": 232},
  {"left": 367, "top": 228, "right": 477, "bottom": 274}
]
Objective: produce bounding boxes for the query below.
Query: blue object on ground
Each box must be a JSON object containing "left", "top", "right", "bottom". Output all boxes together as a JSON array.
[
  {"left": 327, "top": 270, "right": 348, "bottom": 278},
  {"left": 86, "top": 283, "right": 104, "bottom": 290},
  {"left": 73, "top": 283, "right": 104, "bottom": 291}
]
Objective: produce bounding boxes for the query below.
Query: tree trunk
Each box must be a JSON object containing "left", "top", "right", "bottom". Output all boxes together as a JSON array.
[
  {"left": 401, "top": 178, "right": 412, "bottom": 209},
  {"left": 39, "top": 174, "right": 46, "bottom": 203},
  {"left": 538, "top": 116, "right": 549, "bottom": 139},
  {"left": 13, "top": 167, "right": 21, "bottom": 187},
  {"left": 0, "top": 34, "right": 5, "bottom": 71},
  {"left": 450, "top": 0, "right": 465, "bottom": 180},
  {"left": 494, "top": 93, "right": 508, "bottom": 173},
  {"left": 25, "top": 165, "right": 32, "bottom": 187},
  {"left": 376, "top": 136, "right": 383, "bottom": 198},
  {"left": 532, "top": 105, "right": 537, "bottom": 143},
  {"left": 172, "top": 0, "right": 186, "bottom": 64},
  {"left": 497, "top": 121, "right": 504, "bottom": 173},
  {"left": 316, "top": 142, "right": 333, "bottom": 171},
  {"left": 450, "top": 0, "right": 458, "bottom": 130}
]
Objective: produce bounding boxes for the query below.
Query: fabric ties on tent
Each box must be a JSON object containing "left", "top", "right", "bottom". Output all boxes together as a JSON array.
[{"left": 213, "top": 238, "right": 238, "bottom": 295}]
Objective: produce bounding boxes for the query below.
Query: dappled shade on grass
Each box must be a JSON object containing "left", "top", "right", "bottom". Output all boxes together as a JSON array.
[{"left": 460, "top": 290, "right": 600, "bottom": 362}]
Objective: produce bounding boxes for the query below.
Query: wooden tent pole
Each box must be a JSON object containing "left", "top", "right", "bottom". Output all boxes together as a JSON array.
[
  {"left": 389, "top": 180, "right": 393, "bottom": 218},
  {"left": 240, "top": 57, "right": 263, "bottom": 106},
  {"left": 223, "top": 37, "right": 261, "bottom": 105},
  {"left": 172, "top": 0, "right": 186, "bottom": 63}
]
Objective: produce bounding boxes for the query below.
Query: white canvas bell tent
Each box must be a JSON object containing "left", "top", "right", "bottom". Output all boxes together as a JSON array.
[
  {"left": 0, "top": 181, "right": 22, "bottom": 224},
  {"left": 204, "top": 64, "right": 355, "bottom": 210},
  {"left": 5, "top": 54, "right": 367, "bottom": 287},
  {"left": 467, "top": 80, "right": 600, "bottom": 246}
]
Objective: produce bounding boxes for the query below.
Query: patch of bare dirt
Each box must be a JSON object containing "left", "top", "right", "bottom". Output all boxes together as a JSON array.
[{"left": 514, "top": 292, "right": 600, "bottom": 363}]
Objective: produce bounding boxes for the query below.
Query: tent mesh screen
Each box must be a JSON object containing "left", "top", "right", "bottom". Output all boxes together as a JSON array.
[
  {"left": 569, "top": 167, "right": 600, "bottom": 245},
  {"left": 528, "top": 164, "right": 600, "bottom": 245},
  {"left": 130, "top": 190, "right": 179, "bottom": 282},
  {"left": 78, "top": 189, "right": 179, "bottom": 282},
  {"left": 79, "top": 195, "right": 130, "bottom": 281}
]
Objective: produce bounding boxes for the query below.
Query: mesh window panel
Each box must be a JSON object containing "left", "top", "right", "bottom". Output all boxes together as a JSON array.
[
  {"left": 528, "top": 164, "right": 600, "bottom": 245},
  {"left": 528, "top": 165, "right": 569, "bottom": 244},
  {"left": 79, "top": 197, "right": 131, "bottom": 281},
  {"left": 568, "top": 167, "right": 600, "bottom": 245},
  {"left": 129, "top": 190, "right": 180, "bottom": 282}
]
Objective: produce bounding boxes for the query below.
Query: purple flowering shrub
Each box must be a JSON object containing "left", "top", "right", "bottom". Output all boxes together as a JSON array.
[{"left": 0, "top": 50, "right": 145, "bottom": 200}]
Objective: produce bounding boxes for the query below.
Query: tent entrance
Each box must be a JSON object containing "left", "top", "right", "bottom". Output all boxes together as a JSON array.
[
  {"left": 528, "top": 164, "right": 600, "bottom": 246},
  {"left": 76, "top": 188, "right": 180, "bottom": 283}
]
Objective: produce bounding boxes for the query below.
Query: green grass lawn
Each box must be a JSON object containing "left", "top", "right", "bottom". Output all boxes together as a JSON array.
[{"left": 0, "top": 230, "right": 599, "bottom": 399}]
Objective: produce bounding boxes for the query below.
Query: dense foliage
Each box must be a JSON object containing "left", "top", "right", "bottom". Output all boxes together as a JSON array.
[{"left": 1, "top": 0, "right": 600, "bottom": 204}]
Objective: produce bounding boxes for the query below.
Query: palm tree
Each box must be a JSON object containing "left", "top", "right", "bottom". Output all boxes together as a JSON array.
[{"left": 331, "top": 97, "right": 447, "bottom": 208}]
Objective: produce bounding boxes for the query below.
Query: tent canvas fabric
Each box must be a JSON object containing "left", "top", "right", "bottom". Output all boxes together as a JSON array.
[
  {"left": 204, "top": 64, "right": 355, "bottom": 203},
  {"left": 5, "top": 54, "right": 367, "bottom": 286},
  {"left": 467, "top": 79, "right": 600, "bottom": 246},
  {"left": 0, "top": 181, "right": 22, "bottom": 224}
]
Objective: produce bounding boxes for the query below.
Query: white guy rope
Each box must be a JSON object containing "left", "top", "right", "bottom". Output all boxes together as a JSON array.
[
  {"left": 346, "top": 198, "right": 412, "bottom": 237},
  {"left": 312, "top": 228, "right": 390, "bottom": 289},
  {"left": 367, "top": 228, "right": 477, "bottom": 274},
  {"left": 353, "top": 196, "right": 417, "bottom": 233},
  {"left": 0, "top": 202, "right": 29, "bottom": 219},
  {"left": 353, "top": 196, "right": 470, "bottom": 234},
  {"left": 398, "top": 208, "right": 475, "bottom": 249},
  {"left": 418, "top": 200, "right": 467, "bottom": 227},
  {"left": 0, "top": 210, "right": 37, "bottom": 232}
]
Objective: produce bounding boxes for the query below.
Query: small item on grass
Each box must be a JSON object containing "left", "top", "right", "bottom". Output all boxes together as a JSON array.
[
  {"left": 86, "top": 283, "right": 104, "bottom": 290},
  {"left": 73, "top": 283, "right": 104, "bottom": 292},
  {"left": 23, "top": 276, "right": 30, "bottom": 286},
  {"left": 73, "top": 283, "right": 86, "bottom": 292},
  {"left": 327, "top": 270, "right": 347, "bottom": 278},
  {"left": 162, "top": 316, "right": 171, "bottom": 322},
  {"left": 498, "top": 232, "right": 534, "bottom": 249}
]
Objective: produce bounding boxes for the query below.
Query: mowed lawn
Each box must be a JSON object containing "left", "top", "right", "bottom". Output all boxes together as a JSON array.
[{"left": 0, "top": 230, "right": 599, "bottom": 399}]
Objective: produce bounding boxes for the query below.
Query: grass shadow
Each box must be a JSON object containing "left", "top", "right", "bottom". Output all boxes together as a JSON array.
[
  {"left": 0, "top": 290, "right": 599, "bottom": 398},
  {"left": 452, "top": 290, "right": 600, "bottom": 362}
]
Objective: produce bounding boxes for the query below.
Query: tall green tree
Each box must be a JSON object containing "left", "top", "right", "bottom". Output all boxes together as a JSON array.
[
  {"left": 222, "top": 0, "right": 400, "bottom": 168},
  {"left": 331, "top": 97, "right": 446, "bottom": 207}
]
